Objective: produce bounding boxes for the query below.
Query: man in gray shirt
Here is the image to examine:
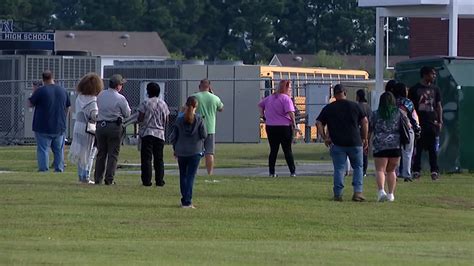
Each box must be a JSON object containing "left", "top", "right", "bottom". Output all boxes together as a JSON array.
[{"left": 94, "top": 74, "right": 131, "bottom": 185}]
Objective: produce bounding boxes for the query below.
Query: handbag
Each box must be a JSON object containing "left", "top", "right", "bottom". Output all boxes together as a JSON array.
[
  {"left": 83, "top": 101, "right": 97, "bottom": 135},
  {"left": 399, "top": 112, "right": 410, "bottom": 147},
  {"left": 85, "top": 121, "right": 96, "bottom": 135}
]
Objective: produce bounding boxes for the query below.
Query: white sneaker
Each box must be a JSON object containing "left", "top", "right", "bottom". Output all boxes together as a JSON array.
[
  {"left": 387, "top": 193, "right": 395, "bottom": 202},
  {"left": 377, "top": 190, "right": 388, "bottom": 202},
  {"left": 181, "top": 204, "right": 196, "bottom": 209}
]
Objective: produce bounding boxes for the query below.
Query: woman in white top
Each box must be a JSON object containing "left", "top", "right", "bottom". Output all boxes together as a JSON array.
[{"left": 68, "top": 73, "right": 103, "bottom": 183}]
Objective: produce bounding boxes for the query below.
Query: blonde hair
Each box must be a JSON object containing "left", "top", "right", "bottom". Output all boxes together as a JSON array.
[{"left": 276, "top": 80, "right": 290, "bottom": 95}]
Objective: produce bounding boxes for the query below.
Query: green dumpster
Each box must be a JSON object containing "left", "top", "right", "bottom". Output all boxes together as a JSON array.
[{"left": 395, "top": 56, "right": 474, "bottom": 172}]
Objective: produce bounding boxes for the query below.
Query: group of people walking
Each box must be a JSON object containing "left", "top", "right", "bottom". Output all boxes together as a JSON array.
[
  {"left": 28, "top": 66, "right": 442, "bottom": 206},
  {"left": 259, "top": 66, "right": 442, "bottom": 202},
  {"left": 29, "top": 71, "right": 223, "bottom": 209}
]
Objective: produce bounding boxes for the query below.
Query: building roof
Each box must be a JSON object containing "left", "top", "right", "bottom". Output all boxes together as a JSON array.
[
  {"left": 55, "top": 30, "right": 170, "bottom": 57},
  {"left": 269, "top": 53, "right": 409, "bottom": 71}
]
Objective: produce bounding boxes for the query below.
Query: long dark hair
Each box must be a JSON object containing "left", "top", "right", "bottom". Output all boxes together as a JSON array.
[
  {"left": 392, "top": 82, "right": 407, "bottom": 99},
  {"left": 184, "top": 96, "right": 198, "bottom": 124},
  {"left": 385, "top": 79, "right": 397, "bottom": 94},
  {"left": 356, "top": 89, "right": 367, "bottom": 103},
  {"left": 377, "top": 92, "right": 397, "bottom": 120}
]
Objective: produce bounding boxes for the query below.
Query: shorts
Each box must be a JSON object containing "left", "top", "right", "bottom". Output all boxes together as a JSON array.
[
  {"left": 373, "top": 149, "right": 401, "bottom": 158},
  {"left": 204, "top": 134, "right": 215, "bottom": 155}
]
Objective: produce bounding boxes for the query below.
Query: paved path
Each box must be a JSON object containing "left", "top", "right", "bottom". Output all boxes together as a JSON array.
[{"left": 118, "top": 162, "right": 375, "bottom": 177}]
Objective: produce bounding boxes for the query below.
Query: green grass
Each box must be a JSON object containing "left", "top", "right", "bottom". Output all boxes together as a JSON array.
[
  {"left": 0, "top": 142, "right": 329, "bottom": 171},
  {"left": 0, "top": 144, "right": 473, "bottom": 265}
]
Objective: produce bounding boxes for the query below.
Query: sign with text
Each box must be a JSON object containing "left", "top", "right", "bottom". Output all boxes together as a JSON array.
[
  {"left": 0, "top": 31, "right": 55, "bottom": 50},
  {"left": 1, "top": 32, "right": 54, "bottom": 41}
]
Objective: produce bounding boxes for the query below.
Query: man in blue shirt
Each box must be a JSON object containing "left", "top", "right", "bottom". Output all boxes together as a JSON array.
[{"left": 28, "top": 70, "right": 71, "bottom": 172}]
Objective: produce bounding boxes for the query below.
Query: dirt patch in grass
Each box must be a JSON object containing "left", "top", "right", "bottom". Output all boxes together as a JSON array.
[{"left": 436, "top": 196, "right": 474, "bottom": 210}]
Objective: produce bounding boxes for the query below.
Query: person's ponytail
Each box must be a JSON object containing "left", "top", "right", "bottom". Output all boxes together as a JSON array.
[{"left": 184, "top": 96, "right": 198, "bottom": 124}]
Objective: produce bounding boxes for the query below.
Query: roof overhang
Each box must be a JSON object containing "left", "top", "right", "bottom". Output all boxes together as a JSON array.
[
  {"left": 358, "top": 0, "right": 474, "bottom": 18},
  {"left": 359, "top": 0, "right": 450, "bottom": 7}
]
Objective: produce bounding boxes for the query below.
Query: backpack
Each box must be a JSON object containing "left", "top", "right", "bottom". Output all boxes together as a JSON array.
[{"left": 399, "top": 111, "right": 410, "bottom": 147}]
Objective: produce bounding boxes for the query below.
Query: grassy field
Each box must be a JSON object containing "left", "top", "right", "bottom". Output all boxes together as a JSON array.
[
  {"left": 0, "top": 144, "right": 473, "bottom": 265},
  {"left": 0, "top": 142, "right": 329, "bottom": 172}
]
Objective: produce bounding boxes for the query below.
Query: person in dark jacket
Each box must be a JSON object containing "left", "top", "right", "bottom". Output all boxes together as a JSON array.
[
  {"left": 356, "top": 89, "right": 372, "bottom": 177},
  {"left": 169, "top": 96, "right": 207, "bottom": 209}
]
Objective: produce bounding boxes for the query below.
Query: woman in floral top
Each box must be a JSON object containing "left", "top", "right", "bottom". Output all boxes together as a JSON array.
[{"left": 371, "top": 92, "right": 407, "bottom": 202}]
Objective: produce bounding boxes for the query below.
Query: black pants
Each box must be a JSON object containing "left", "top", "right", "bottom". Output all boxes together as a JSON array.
[
  {"left": 140, "top": 135, "right": 165, "bottom": 186},
  {"left": 94, "top": 122, "right": 123, "bottom": 184},
  {"left": 266, "top": 125, "right": 295, "bottom": 175},
  {"left": 363, "top": 153, "right": 368, "bottom": 175},
  {"left": 413, "top": 130, "right": 439, "bottom": 173}
]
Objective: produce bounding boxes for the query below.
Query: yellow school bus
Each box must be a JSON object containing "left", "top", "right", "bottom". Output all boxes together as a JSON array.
[{"left": 258, "top": 66, "right": 369, "bottom": 141}]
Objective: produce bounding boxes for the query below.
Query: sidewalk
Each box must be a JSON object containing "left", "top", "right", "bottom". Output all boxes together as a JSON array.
[{"left": 118, "top": 162, "right": 374, "bottom": 177}]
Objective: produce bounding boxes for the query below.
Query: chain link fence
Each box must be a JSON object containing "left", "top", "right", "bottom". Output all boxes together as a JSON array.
[{"left": 0, "top": 78, "right": 372, "bottom": 145}]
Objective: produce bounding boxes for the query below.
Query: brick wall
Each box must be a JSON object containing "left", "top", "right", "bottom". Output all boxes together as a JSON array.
[{"left": 410, "top": 18, "right": 474, "bottom": 57}]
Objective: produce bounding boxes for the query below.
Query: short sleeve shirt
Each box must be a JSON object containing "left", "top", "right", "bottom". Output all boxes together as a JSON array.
[
  {"left": 138, "top": 97, "right": 170, "bottom": 141},
  {"left": 258, "top": 94, "right": 295, "bottom": 126},
  {"left": 316, "top": 99, "right": 365, "bottom": 147},
  {"left": 371, "top": 110, "right": 401, "bottom": 153},
  {"left": 408, "top": 83, "right": 441, "bottom": 132},
  {"left": 29, "top": 84, "right": 71, "bottom": 134},
  {"left": 193, "top": 91, "right": 224, "bottom": 134},
  {"left": 97, "top": 88, "right": 131, "bottom": 121}
]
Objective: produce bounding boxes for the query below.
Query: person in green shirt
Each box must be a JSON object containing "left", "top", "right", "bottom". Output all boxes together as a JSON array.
[{"left": 193, "top": 79, "right": 224, "bottom": 175}]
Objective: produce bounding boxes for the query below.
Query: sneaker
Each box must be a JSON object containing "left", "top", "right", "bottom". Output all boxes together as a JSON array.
[
  {"left": 290, "top": 173, "right": 297, "bottom": 177},
  {"left": 104, "top": 181, "right": 116, "bottom": 185},
  {"left": 269, "top": 174, "right": 278, "bottom": 178},
  {"left": 333, "top": 195, "right": 343, "bottom": 202},
  {"left": 412, "top": 172, "right": 421, "bottom": 180},
  {"left": 387, "top": 193, "right": 395, "bottom": 202},
  {"left": 352, "top": 192, "right": 366, "bottom": 202},
  {"left": 377, "top": 190, "right": 388, "bottom": 202},
  {"left": 181, "top": 204, "right": 196, "bottom": 209},
  {"left": 404, "top": 177, "right": 413, "bottom": 182},
  {"left": 431, "top": 172, "right": 439, "bottom": 181},
  {"left": 156, "top": 180, "right": 165, "bottom": 187}
]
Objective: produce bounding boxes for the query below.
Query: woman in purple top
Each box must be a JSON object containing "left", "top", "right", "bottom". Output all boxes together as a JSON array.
[{"left": 258, "top": 80, "right": 301, "bottom": 177}]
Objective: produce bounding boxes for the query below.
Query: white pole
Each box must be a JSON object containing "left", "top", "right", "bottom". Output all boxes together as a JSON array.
[
  {"left": 386, "top": 17, "right": 389, "bottom": 69},
  {"left": 449, "top": 0, "right": 459, "bottom": 56},
  {"left": 374, "top": 8, "right": 385, "bottom": 110}
]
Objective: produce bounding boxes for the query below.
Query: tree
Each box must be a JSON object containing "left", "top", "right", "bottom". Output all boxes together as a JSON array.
[
  {"left": 0, "top": 0, "right": 409, "bottom": 62},
  {"left": 311, "top": 50, "right": 345, "bottom": 69},
  {"left": 0, "top": 0, "right": 56, "bottom": 31}
]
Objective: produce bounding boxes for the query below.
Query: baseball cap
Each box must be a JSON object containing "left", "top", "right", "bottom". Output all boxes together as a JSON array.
[
  {"left": 109, "top": 74, "right": 127, "bottom": 87},
  {"left": 333, "top": 84, "right": 346, "bottom": 95}
]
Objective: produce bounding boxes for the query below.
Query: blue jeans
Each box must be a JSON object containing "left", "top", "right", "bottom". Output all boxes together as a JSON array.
[
  {"left": 178, "top": 155, "right": 202, "bottom": 206},
  {"left": 399, "top": 129, "right": 414, "bottom": 178},
  {"left": 78, "top": 166, "right": 90, "bottom": 182},
  {"left": 330, "top": 145, "right": 364, "bottom": 197},
  {"left": 35, "top": 132, "right": 65, "bottom": 172}
]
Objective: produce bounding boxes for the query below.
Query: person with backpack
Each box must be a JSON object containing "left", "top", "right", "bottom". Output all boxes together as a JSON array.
[
  {"left": 393, "top": 82, "right": 420, "bottom": 182},
  {"left": 371, "top": 92, "right": 408, "bottom": 202}
]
